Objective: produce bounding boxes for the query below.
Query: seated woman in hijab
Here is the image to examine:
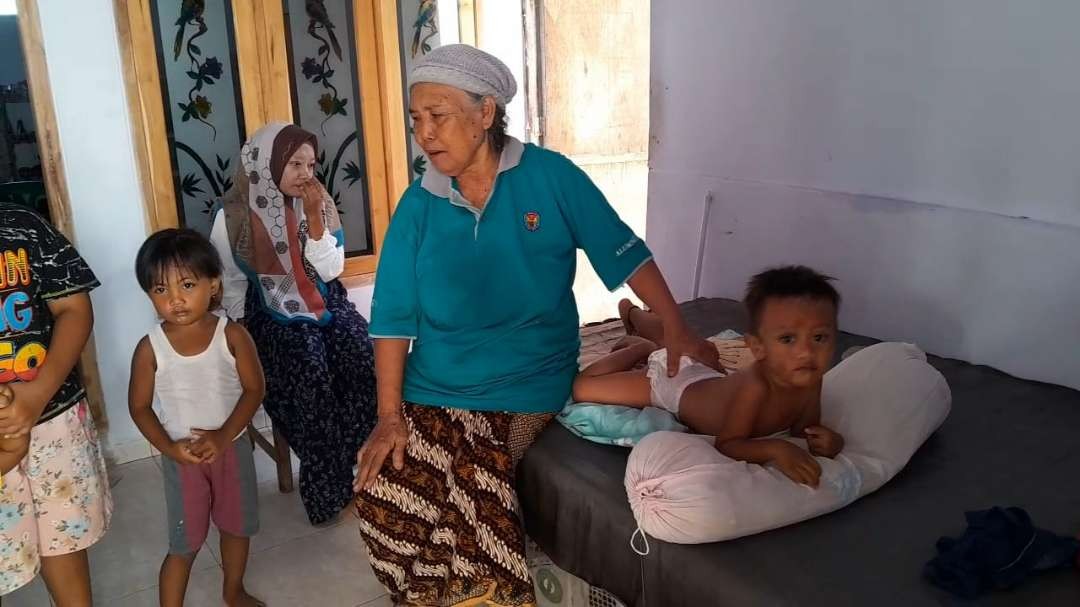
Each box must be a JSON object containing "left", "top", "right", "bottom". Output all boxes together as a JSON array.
[{"left": 210, "top": 123, "right": 376, "bottom": 525}]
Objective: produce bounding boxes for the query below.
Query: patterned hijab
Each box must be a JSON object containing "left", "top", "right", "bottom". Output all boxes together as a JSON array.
[{"left": 221, "top": 122, "right": 343, "bottom": 324}]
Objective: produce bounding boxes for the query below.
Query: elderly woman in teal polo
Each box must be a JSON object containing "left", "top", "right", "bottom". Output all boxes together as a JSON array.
[{"left": 353, "top": 44, "right": 717, "bottom": 606}]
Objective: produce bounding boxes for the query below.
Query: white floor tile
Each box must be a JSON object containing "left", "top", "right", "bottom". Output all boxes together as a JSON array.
[
  {"left": 357, "top": 594, "right": 392, "bottom": 607},
  {"left": 111, "top": 564, "right": 226, "bottom": 607},
  {"left": 9, "top": 453, "right": 382, "bottom": 606},
  {"left": 243, "top": 519, "right": 385, "bottom": 607},
  {"left": 106, "top": 437, "right": 152, "bottom": 466},
  {"left": 205, "top": 477, "right": 327, "bottom": 563},
  {"left": 89, "top": 459, "right": 215, "bottom": 602},
  {"left": 3, "top": 576, "right": 52, "bottom": 607}
]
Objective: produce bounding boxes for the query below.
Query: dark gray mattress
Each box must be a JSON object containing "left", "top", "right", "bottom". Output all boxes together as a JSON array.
[{"left": 518, "top": 298, "right": 1080, "bottom": 606}]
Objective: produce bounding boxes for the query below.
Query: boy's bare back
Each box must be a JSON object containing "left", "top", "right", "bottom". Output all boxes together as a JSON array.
[
  {"left": 574, "top": 266, "right": 847, "bottom": 486},
  {"left": 675, "top": 362, "right": 821, "bottom": 444}
]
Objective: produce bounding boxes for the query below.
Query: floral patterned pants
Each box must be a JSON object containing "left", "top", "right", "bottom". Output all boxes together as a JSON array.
[{"left": 0, "top": 401, "right": 112, "bottom": 595}]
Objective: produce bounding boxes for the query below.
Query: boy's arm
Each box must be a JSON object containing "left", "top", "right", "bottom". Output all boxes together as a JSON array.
[
  {"left": 35, "top": 292, "right": 93, "bottom": 405},
  {"left": 715, "top": 380, "right": 823, "bottom": 487},
  {"left": 0, "top": 293, "right": 93, "bottom": 437},
  {"left": 215, "top": 321, "right": 266, "bottom": 439},
  {"left": 0, "top": 436, "right": 28, "bottom": 474},
  {"left": 719, "top": 436, "right": 823, "bottom": 487},
  {"left": 577, "top": 337, "right": 656, "bottom": 378},
  {"left": 0, "top": 385, "right": 24, "bottom": 467},
  {"left": 0, "top": 435, "right": 29, "bottom": 457},
  {"left": 790, "top": 385, "right": 844, "bottom": 458},
  {"left": 790, "top": 389, "right": 821, "bottom": 438},
  {"left": 128, "top": 337, "right": 200, "bottom": 463}
]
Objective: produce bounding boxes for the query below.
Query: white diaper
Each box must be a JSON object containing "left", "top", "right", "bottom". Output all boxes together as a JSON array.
[{"left": 645, "top": 349, "right": 725, "bottom": 416}]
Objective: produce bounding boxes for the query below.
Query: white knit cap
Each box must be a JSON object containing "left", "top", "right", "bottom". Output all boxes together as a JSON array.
[{"left": 408, "top": 44, "right": 517, "bottom": 107}]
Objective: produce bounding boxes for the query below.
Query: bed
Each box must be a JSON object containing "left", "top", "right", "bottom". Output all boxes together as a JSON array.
[{"left": 517, "top": 298, "right": 1080, "bottom": 606}]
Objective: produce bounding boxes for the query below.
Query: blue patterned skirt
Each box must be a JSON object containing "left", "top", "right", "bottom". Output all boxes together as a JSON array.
[{"left": 245, "top": 279, "right": 377, "bottom": 524}]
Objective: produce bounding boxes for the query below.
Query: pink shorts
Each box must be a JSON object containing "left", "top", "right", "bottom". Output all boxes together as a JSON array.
[
  {"left": 161, "top": 435, "right": 259, "bottom": 554},
  {"left": 0, "top": 401, "right": 113, "bottom": 595}
]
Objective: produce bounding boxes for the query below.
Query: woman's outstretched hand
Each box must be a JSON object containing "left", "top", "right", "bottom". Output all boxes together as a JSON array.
[
  {"left": 663, "top": 320, "right": 721, "bottom": 375},
  {"left": 354, "top": 413, "right": 410, "bottom": 493}
]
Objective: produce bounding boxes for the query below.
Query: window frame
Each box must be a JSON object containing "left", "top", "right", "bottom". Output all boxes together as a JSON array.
[{"left": 114, "top": 0, "right": 412, "bottom": 276}]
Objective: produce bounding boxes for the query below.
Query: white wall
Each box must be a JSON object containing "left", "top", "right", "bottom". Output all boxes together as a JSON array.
[
  {"left": 348, "top": 285, "right": 373, "bottom": 320},
  {"left": 475, "top": 2, "right": 527, "bottom": 142},
  {"left": 649, "top": 0, "right": 1080, "bottom": 389},
  {"left": 37, "top": 0, "right": 158, "bottom": 461}
]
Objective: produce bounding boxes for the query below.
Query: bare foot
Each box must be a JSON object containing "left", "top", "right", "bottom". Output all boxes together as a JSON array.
[
  {"left": 618, "top": 298, "right": 639, "bottom": 336},
  {"left": 225, "top": 589, "right": 265, "bottom": 607}
]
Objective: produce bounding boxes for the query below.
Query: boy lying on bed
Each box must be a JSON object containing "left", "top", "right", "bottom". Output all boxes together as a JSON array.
[{"left": 573, "top": 265, "right": 844, "bottom": 487}]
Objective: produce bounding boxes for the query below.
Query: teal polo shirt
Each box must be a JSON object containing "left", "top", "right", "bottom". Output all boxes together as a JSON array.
[{"left": 370, "top": 138, "right": 652, "bottom": 413}]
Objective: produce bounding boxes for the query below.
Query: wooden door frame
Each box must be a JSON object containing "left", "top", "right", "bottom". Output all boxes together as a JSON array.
[
  {"left": 114, "top": 0, "right": 410, "bottom": 276},
  {"left": 457, "top": 0, "right": 478, "bottom": 45},
  {"left": 14, "top": 0, "right": 108, "bottom": 424}
]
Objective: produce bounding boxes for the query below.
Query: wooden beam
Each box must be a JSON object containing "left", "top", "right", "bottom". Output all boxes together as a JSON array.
[
  {"left": 76, "top": 335, "right": 108, "bottom": 429},
  {"left": 344, "top": 255, "right": 376, "bottom": 277},
  {"left": 112, "top": 0, "right": 180, "bottom": 233},
  {"left": 522, "top": 0, "right": 543, "bottom": 144},
  {"left": 234, "top": 1, "right": 293, "bottom": 130},
  {"left": 260, "top": 6, "right": 294, "bottom": 124},
  {"left": 230, "top": 1, "right": 268, "bottom": 132},
  {"left": 458, "top": 0, "right": 478, "bottom": 46},
  {"left": 352, "top": 0, "right": 399, "bottom": 275},
  {"left": 330, "top": 0, "right": 416, "bottom": 279},
  {"left": 15, "top": 0, "right": 74, "bottom": 237},
  {"left": 372, "top": 0, "right": 410, "bottom": 209}
]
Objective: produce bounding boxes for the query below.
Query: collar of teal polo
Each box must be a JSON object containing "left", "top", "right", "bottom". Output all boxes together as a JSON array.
[{"left": 419, "top": 136, "right": 525, "bottom": 201}]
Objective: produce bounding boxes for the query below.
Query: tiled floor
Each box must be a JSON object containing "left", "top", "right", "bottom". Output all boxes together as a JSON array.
[
  {"left": 4, "top": 323, "right": 632, "bottom": 607},
  {"left": 6, "top": 448, "right": 391, "bottom": 607}
]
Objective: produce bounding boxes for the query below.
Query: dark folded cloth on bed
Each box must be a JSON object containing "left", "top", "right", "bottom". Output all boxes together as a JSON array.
[{"left": 925, "top": 506, "right": 1080, "bottom": 599}]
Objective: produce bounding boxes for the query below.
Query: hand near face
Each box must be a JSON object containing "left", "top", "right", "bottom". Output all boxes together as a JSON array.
[
  {"left": 805, "top": 425, "right": 844, "bottom": 458},
  {"left": 299, "top": 180, "right": 329, "bottom": 216}
]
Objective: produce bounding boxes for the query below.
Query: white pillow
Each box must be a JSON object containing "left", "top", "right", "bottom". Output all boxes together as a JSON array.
[{"left": 625, "top": 342, "right": 951, "bottom": 544}]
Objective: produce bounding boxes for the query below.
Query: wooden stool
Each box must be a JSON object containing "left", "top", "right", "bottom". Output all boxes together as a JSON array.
[{"left": 246, "top": 421, "right": 294, "bottom": 493}]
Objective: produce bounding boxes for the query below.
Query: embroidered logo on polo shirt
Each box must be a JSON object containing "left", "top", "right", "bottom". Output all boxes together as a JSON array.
[
  {"left": 524, "top": 211, "right": 541, "bottom": 232},
  {"left": 616, "top": 236, "right": 640, "bottom": 256}
]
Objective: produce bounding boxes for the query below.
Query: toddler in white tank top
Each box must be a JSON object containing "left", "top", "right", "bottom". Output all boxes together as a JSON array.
[{"left": 129, "top": 228, "right": 266, "bottom": 607}]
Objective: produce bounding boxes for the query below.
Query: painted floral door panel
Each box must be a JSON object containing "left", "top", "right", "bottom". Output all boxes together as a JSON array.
[
  {"left": 145, "top": 0, "right": 379, "bottom": 260},
  {"left": 397, "top": 0, "right": 442, "bottom": 180},
  {"left": 148, "top": 0, "right": 245, "bottom": 235},
  {"left": 283, "top": 0, "right": 372, "bottom": 256},
  {"left": 125, "top": 0, "right": 425, "bottom": 274}
]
